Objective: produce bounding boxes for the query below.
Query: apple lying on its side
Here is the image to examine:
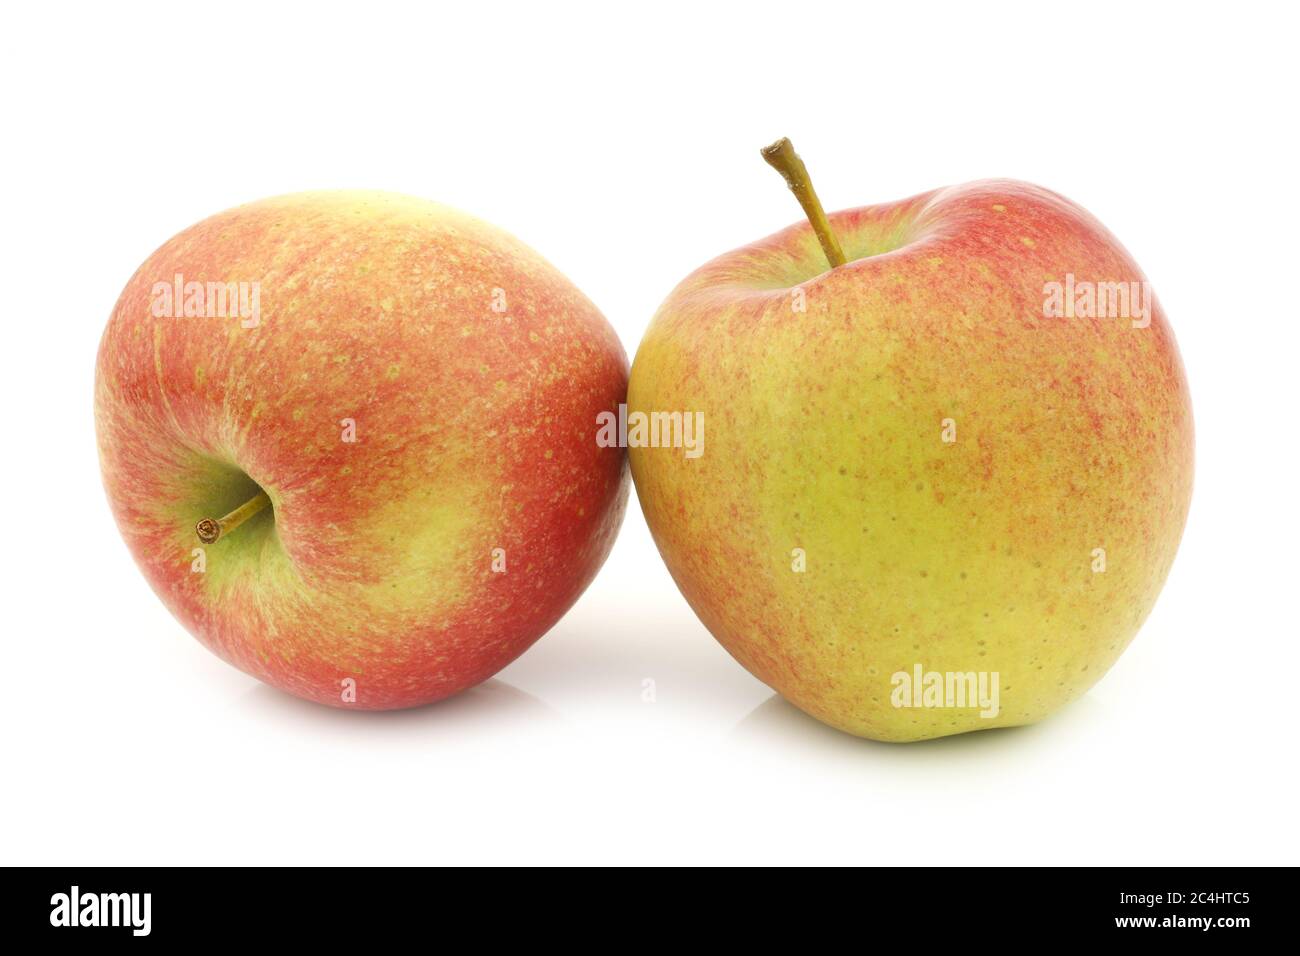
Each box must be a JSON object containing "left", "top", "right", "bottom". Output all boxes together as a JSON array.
[
  {"left": 96, "top": 191, "right": 628, "bottom": 709},
  {"left": 628, "top": 140, "right": 1193, "bottom": 742}
]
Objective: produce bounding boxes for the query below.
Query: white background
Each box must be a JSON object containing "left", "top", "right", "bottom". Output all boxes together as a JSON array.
[{"left": 2, "top": 1, "right": 1297, "bottom": 866}]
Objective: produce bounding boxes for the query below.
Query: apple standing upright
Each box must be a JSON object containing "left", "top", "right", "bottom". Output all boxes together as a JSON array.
[
  {"left": 96, "top": 191, "right": 628, "bottom": 709},
  {"left": 628, "top": 140, "right": 1193, "bottom": 742}
]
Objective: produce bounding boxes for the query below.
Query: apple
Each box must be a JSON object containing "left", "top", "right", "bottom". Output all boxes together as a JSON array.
[
  {"left": 628, "top": 140, "right": 1193, "bottom": 742},
  {"left": 96, "top": 191, "right": 628, "bottom": 709}
]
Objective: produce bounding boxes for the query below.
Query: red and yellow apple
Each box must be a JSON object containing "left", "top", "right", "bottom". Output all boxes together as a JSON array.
[
  {"left": 96, "top": 191, "right": 628, "bottom": 709},
  {"left": 628, "top": 142, "right": 1193, "bottom": 742}
]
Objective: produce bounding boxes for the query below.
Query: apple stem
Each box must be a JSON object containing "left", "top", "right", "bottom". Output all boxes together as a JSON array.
[
  {"left": 760, "top": 137, "right": 847, "bottom": 269},
  {"left": 196, "top": 491, "right": 271, "bottom": 544}
]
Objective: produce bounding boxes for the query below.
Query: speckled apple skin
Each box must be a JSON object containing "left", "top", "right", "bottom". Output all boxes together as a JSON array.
[
  {"left": 629, "top": 180, "right": 1193, "bottom": 742},
  {"left": 96, "top": 191, "right": 628, "bottom": 709}
]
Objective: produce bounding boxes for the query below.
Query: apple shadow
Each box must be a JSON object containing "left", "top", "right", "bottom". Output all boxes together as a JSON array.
[
  {"left": 240, "top": 677, "right": 563, "bottom": 738},
  {"left": 732, "top": 692, "right": 1104, "bottom": 763},
  {"left": 500, "top": 601, "right": 763, "bottom": 712}
]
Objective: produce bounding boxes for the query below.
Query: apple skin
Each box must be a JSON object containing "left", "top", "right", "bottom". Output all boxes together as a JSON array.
[
  {"left": 628, "top": 180, "right": 1193, "bottom": 742},
  {"left": 96, "top": 191, "right": 628, "bottom": 709}
]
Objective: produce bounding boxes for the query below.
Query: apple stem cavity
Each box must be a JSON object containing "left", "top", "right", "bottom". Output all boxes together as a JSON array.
[
  {"left": 196, "top": 490, "right": 271, "bottom": 544},
  {"left": 760, "top": 137, "right": 847, "bottom": 270}
]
